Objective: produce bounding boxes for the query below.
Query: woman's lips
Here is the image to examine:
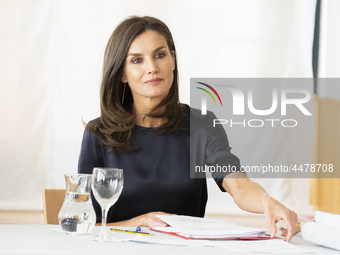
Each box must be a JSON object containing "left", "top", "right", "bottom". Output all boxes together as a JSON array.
[{"left": 145, "top": 78, "right": 163, "bottom": 85}]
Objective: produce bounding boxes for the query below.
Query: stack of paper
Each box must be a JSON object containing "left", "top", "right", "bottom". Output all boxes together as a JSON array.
[
  {"left": 152, "top": 215, "right": 269, "bottom": 240},
  {"left": 301, "top": 210, "right": 340, "bottom": 251},
  {"left": 315, "top": 210, "right": 340, "bottom": 229},
  {"left": 133, "top": 232, "right": 311, "bottom": 253}
]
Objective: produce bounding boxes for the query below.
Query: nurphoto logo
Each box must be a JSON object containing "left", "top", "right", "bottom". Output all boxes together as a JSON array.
[{"left": 194, "top": 80, "right": 312, "bottom": 128}]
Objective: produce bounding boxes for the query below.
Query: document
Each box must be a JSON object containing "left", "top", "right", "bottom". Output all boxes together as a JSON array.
[
  {"left": 154, "top": 215, "right": 267, "bottom": 239},
  {"left": 135, "top": 225, "right": 312, "bottom": 253}
]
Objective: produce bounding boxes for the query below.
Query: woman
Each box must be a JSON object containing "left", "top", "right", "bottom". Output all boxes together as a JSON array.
[{"left": 78, "top": 16, "right": 300, "bottom": 242}]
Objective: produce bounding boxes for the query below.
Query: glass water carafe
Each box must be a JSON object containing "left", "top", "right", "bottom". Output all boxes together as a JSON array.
[{"left": 58, "top": 174, "right": 96, "bottom": 233}]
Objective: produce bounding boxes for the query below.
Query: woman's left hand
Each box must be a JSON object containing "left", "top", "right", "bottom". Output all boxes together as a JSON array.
[
  {"left": 223, "top": 173, "right": 300, "bottom": 242},
  {"left": 263, "top": 197, "right": 300, "bottom": 242}
]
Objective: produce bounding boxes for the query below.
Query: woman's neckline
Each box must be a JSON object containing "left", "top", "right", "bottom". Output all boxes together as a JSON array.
[{"left": 134, "top": 124, "right": 159, "bottom": 131}]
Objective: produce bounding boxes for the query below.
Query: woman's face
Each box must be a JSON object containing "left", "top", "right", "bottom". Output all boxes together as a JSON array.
[{"left": 121, "top": 30, "right": 175, "bottom": 104}]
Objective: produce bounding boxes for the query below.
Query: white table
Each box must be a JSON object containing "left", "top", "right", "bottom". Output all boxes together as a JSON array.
[{"left": 0, "top": 224, "right": 339, "bottom": 255}]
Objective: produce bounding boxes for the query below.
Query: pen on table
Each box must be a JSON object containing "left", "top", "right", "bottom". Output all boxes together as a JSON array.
[{"left": 110, "top": 228, "right": 151, "bottom": 236}]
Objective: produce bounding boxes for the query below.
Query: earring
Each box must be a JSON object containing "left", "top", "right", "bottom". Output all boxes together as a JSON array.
[{"left": 122, "top": 83, "right": 126, "bottom": 104}]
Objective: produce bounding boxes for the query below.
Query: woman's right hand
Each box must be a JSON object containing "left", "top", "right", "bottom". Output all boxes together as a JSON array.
[{"left": 106, "top": 211, "right": 175, "bottom": 228}]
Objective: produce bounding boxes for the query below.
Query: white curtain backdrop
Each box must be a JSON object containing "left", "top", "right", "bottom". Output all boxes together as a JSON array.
[
  {"left": 319, "top": 0, "right": 340, "bottom": 98},
  {"left": 0, "top": 0, "right": 316, "bottom": 214}
]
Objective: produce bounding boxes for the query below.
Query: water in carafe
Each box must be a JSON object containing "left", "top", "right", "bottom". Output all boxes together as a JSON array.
[{"left": 58, "top": 174, "right": 96, "bottom": 233}]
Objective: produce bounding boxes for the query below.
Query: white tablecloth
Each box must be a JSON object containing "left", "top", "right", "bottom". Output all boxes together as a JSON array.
[{"left": 0, "top": 224, "right": 338, "bottom": 255}]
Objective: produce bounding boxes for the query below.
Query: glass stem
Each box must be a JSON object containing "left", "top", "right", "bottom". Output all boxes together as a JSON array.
[{"left": 101, "top": 206, "right": 109, "bottom": 238}]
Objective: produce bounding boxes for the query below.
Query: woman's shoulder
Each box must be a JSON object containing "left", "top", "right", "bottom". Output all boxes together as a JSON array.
[
  {"left": 180, "top": 104, "right": 217, "bottom": 132},
  {"left": 184, "top": 104, "right": 217, "bottom": 123},
  {"left": 83, "top": 117, "right": 104, "bottom": 141},
  {"left": 86, "top": 117, "right": 101, "bottom": 128}
]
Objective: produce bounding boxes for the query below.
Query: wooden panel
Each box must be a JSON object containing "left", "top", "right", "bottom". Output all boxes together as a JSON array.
[
  {"left": 311, "top": 96, "right": 340, "bottom": 214},
  {"left": 42, "top": 189, "right": 66, "bottom": 225},
  {"left": 0, "top": 210, "right": 44, "bottom": 224}
]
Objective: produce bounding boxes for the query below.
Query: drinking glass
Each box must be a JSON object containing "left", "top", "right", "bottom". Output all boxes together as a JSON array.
[{"left": 92, "top": 167, "right": 124, "bottom": 241}]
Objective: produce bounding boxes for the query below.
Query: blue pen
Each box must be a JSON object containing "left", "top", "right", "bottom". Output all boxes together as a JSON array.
[{"left": 136, "top": 227, "right": 141, "bottom": 232}]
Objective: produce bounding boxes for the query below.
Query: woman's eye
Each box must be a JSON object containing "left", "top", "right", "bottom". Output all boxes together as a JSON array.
[
  {"left": 156, "top": 53, "right": 165, "bottom": 58},
  {"left": 132, "top": 58, "right": 142, "bottom": 64}
]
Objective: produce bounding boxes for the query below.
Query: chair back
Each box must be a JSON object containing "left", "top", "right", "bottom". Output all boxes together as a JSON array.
[{"left": 42, "top": 189, "right": 66, "bottom": 224}]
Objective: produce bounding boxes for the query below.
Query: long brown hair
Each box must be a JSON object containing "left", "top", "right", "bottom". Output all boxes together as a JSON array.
[{"left": 87, "top": 16, "right": 184, "bottom": 152}]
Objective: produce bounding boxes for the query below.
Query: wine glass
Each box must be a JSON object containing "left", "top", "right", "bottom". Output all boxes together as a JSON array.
[{"left": 92, "top": 167, "right": 124, "bottom": 241}]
